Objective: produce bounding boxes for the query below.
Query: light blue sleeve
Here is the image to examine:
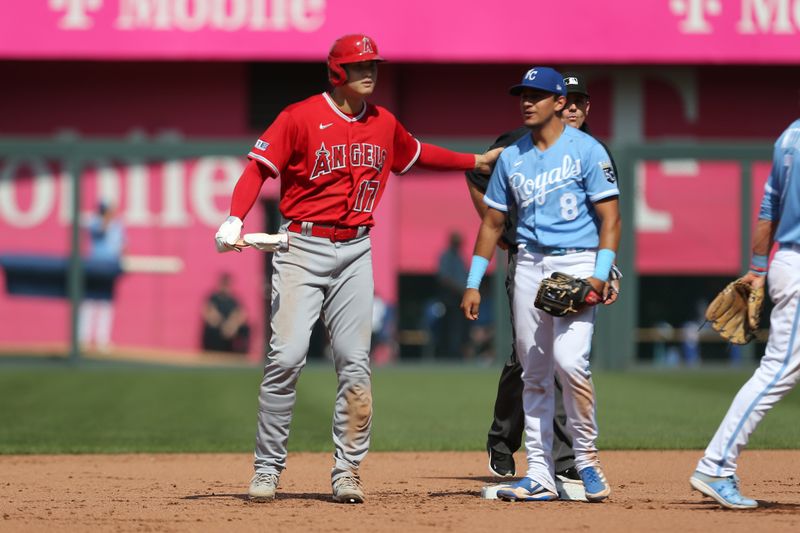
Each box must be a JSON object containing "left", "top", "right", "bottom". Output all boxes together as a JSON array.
[
  {"left": 584, "top": 142, "right": 620, "bottom": 203},
  {"left": 484, "top": 154, "right": 510, "bottom": 212},
  {"left": 758, "top": 141, "right": 784, "bottom": 221}
]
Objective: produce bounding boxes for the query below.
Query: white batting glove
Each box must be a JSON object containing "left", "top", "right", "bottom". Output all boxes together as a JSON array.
[{"left": 215, "top": 216, "right": 243, "bottom": 253}]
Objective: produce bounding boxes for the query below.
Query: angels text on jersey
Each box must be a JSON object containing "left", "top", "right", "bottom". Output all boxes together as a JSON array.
[{"left": 310, "top": 142, "right": 388, "bottom": 180}]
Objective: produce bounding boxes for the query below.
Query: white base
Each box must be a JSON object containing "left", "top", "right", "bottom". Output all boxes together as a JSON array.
[{"left": 481, "top": 479, "right": 587, "bottom": 502}]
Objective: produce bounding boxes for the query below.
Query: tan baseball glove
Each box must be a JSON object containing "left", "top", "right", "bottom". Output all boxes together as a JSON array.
[{"left": 705, "top": 278, "right": 765, "bottom": 344}]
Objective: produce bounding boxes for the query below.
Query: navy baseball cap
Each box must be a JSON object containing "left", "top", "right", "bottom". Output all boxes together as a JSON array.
[
  {"left": 563, "top": 72, "right": 589, "bottom": 97},
  {"left": 509, "top": 67, "right": 566, "bottom": 96}
]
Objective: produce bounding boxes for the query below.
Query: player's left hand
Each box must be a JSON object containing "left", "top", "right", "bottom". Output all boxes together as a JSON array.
[
  {"left": 215, "top": 216, "right": 244, "bottom": 253},
  {"left": 474, "top": 147, "right": 504, "bottom": 175},
  {"left": 461, "top": 288, "right": 481, "bottom": 320}
]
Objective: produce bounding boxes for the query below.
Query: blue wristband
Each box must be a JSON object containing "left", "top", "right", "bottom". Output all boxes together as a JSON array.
[
  {"left": 466, "top": 256, "right": 490, "bottom": 289},
  {"left": 593, "top": 249, "right": 616, "bottom": 282},
  {"left": 750, "top": 254, "right": 768, "bottom": 270}
]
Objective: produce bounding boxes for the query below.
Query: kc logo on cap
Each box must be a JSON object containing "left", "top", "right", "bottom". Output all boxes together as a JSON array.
[{"left": 510, "top": 66, "right": 566, "bottom": 97}]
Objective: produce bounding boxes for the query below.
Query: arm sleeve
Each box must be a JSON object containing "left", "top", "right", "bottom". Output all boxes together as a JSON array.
[
  {"left": 246, "top": 110, "right": 297, "bottom": 177},
  {"left": 758, "top": 142, "right": 785, "bottom": 221},
  {"left": 585, "top": 142, "right": 620, "bottom": 203},
  {"left": 229, "top": 159, "right": 274, "bottom": 220},
  {"left": 416, "top": 143, "right": 475, "bottom": 171}
]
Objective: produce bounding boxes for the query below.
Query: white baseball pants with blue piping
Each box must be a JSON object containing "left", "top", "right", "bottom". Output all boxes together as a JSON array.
[
  {"left": 697, "top": 248, "right": 800, "bottom": 478},
  {"left": 513, "top": 249, "right": 601, "bottom": 494}
]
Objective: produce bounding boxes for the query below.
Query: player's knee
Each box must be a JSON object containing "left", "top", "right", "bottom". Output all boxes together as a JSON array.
[
  {"left": 267, "top": 339, "right": 311, "bottom": 368},
  {"left": 337, "top": 358, "right": 370, "bottom": 383},
  {"left": 556, "top": 358, "right": 591, "bottom": 382}
]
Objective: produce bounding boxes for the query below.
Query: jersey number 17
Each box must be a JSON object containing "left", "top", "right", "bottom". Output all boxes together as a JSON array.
[{"left": 353, "top": 179, "right": 380, "bottom": 212}]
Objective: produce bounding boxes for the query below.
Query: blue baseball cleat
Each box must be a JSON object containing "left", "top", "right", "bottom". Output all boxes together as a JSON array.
[
  {"left": 690, "top": 471, "right": 757, "bottom": 510},
  {"left": 579, "top": 466, "right": 611, "bottom": 502},
  {"left": 496, "top": 477, "right": 558, "bottom": 502}
]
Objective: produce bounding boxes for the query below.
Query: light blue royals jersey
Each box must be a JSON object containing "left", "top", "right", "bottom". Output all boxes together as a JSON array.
[
  {"left": 758, "top": 119, "right": 800, "bottom": 245},
  {"left": 484, "top": 125, "right": 619, "bottom": 249}
]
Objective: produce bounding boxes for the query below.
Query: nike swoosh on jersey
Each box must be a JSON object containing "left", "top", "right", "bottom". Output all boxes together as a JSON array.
[
  {"left": 513, "top": 160, "right": 523, "bottom": 167},
  {"left": 319, "top": 123, "right": 334, "bottom": 129}
]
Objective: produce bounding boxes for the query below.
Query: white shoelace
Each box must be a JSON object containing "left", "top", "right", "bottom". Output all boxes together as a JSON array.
[
  {"left": 253, "top": 473, "right": 278, "bottom": 486},
  {"left": 335, "top": 476, "right": 363, "bottom": 491}
]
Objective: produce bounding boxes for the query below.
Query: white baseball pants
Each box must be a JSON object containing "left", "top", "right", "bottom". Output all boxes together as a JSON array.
[
  {"left": 697, "top": 247, "right": 800, "bottom": 477},
  {"left": 513, "top": 249, "right": 601, "bottom": 493}
]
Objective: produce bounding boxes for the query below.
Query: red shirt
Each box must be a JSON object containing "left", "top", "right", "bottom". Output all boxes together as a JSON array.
[{"left": 247, "top": 92, "right": 421, "bottom": 228}]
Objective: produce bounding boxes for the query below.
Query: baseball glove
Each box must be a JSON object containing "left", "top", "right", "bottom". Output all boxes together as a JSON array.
[
  {"left": 705, "top": 278, "right": 765, "bottom": 344},
  {"left": 534, "top": 272, "right": 602, "bottom": 317}
]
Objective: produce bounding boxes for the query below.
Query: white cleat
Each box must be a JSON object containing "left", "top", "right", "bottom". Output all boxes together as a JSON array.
[
  {"left": 332, "top": 474, "right": 365, "bottom": 504},
  {"left": 248, "top": 472, "right": 279, "bottom": 501}
]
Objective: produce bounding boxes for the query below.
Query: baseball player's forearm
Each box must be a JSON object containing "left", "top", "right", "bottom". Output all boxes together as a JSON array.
[
  {"left": 748, "top": 218, "right": 778, "bottom": 276},
  {"left": 463, "top": 208, "right": 506, "bottom": 319},
  {"left": 594, "top": 198, "right": 621, "bottom": 253},
  {"left": 474, "top": 208, "right": 506, "bottom": 259},
  {"left": 230, "top": 160, "right": 272, "bottom": 220},
  {"left": 592, "top": 198, "right": 621, "bottom": 286},
  {"left": 416, "top": 143, "right": 475, "bottom": 171},
  {"left": 751, "top": 218, "right": 777, "bottom": 257}
]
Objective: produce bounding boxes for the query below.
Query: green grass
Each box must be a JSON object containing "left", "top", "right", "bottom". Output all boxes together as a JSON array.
[{"left": 1, "top": 363, "right": 799, "bottom": 453}]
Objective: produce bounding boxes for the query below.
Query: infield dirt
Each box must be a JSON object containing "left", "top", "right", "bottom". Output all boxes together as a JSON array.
[{"left": 3, "top": 450, "right": 800, "bottom": 532}]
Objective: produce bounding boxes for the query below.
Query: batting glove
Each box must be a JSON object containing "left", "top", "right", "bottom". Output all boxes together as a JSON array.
[{"left": 215, "top": 216, "right": 243, "bottom": 253}]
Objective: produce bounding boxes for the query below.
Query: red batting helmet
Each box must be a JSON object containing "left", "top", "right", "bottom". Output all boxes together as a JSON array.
[{"left": 327, "top": 34, "right": 384, "bottom": 87}]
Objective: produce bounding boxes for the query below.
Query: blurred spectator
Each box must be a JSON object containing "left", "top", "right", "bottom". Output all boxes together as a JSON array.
[
  {"left": 436, "top": 232, "right": 470, "bottom": 359},
  {"left": 420, "top": 299, "right": 446, "bottom": 360},
  {"left": 467, "top": 292, "right": 495, "bottom": 365},
  {"left": 202, "top": 273, "right": 250, "bottom": 354},
  {"left": 370, "top": 292, "right": 397, "bottom": 366},
  {"left": 79, "top": 201, "right": 125, "bottom": 352},
  {"left": 652, "top": 320, "right": 678, "bottom": 367},
  {"left": 680, "top": 299, "right": 707, "bottom": 367}
]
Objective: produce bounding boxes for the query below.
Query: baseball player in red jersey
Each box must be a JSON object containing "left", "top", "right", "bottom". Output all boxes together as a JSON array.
[{"left": 215, "top": 34, "right": 501, "bottom": 504}]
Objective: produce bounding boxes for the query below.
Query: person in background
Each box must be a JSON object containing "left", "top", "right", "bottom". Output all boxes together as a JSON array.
[
  {"left": 202, "top": 272, "right": 250, "bottom": 354},
  {"left": 79, "top": 201, "right": 125, "bottom": 353},
  {"left": 437, "top": 232, "right": 470, "bottom": 359}
]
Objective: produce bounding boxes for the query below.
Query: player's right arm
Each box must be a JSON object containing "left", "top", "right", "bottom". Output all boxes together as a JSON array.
[
  {"left": 461, "top": 158, "right": 511, "bottom": 320},
  {"left": 215, "top": 110, "right": 296, "bottom": 252},
  {"left": 390, "top": 121, "right": 503, "bottom": 175},
  {"left": 461, "top": 208, "right": 506, "bottom": 320}
]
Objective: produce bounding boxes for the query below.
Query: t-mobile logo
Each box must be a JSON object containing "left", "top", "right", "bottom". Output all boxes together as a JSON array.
[
  {"left": 669, "top": 0, "right": 722, "bottom": 33},
  {"left": 49, "top": 0, "right": 103, "bottom": 29}
]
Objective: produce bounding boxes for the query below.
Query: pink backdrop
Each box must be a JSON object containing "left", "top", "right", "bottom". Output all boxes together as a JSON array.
[
  {"left": 2, "top": 1, "right": 800, "bottom": 62},
  {"left": 0, "top": 157, "right": 266, "bottom": 360}
]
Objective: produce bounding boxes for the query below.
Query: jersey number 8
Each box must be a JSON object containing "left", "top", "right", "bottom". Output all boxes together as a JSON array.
[{"left": 560, "top": 192, "right": 579, "bottom": 221}]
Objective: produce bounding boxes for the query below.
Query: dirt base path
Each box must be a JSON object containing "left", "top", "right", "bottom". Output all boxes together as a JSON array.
[{"left": 3, "top": 451, "right": 800, "bottom": 532}]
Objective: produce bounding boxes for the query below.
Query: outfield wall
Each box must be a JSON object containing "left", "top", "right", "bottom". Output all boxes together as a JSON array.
[{"left": 0, "top": 59, "right": 795, "bottom": 358}]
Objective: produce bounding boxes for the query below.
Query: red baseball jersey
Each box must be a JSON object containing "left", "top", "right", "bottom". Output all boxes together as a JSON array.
[{"left": 247, "top": 92, "right": 421, "bottom": 227}]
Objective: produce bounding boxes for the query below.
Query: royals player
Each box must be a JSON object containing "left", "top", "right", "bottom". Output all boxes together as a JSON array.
[
  {"left": 690, "top": 119, "right": 800, "bottom": 510},
  {"left": 468, "top": 72, "right": 619, "bottom": 482},
  {"left": 214, "top": 34, "right": 501, "bottom": 504},
  {"left": 461, "top": 67, "right": 621, "bottom": 502}
]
